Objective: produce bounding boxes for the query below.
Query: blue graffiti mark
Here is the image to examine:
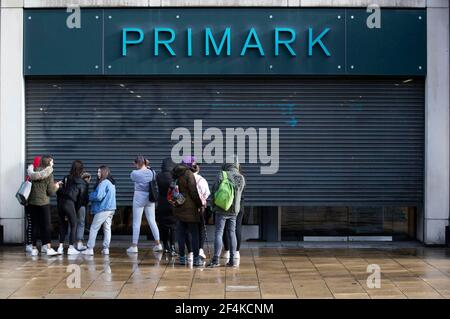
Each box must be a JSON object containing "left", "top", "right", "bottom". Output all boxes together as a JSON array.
[{"left": 288, "top": 117, "right": 298, "bottom": 127}]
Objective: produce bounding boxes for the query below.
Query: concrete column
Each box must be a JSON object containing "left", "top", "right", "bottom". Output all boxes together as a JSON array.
[
  {"left": 424, "top": 0, "right": 450, "bottom": 245},
  {"left": 0, "top": 1, "right": 25, "bottom": 243}
]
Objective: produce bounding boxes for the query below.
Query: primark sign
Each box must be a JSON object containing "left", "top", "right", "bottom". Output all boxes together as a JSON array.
[
  {"left": 121, "top": 26, "right": 331, "bottom": 58},
  {"left": 24, "top": 8, "right": 426, "bottom": 76}
]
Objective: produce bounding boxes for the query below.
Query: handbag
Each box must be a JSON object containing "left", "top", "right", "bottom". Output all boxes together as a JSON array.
[
  {"left": 148, "top": 169, "right": 159, "bottom": 203},
  {"left": 16, "top": 180, "right": 32, "bottom": 206}
]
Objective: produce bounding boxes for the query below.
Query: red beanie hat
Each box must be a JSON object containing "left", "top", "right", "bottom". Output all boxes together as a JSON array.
[{"left": 33, "top": 156, "right": 42, "bottom": 167}]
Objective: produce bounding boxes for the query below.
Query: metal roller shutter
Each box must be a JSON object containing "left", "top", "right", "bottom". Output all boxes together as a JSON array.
[{"left": 25, "top": 77, "right": 424, "bottom": 206}]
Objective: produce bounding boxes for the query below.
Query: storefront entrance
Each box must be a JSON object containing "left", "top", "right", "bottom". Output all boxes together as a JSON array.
[{"left": 25, "top": 77, "right": 424, "bottom": 241}]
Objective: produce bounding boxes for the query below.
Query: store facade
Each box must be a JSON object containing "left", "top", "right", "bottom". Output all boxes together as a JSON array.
[{"left": 0, "top": 0, "right": 449, "bottom": 244}]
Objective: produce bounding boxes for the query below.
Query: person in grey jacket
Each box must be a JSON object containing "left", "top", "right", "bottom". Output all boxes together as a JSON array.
[
  {"left": 208, "top": 156, "right": 245, "bottom": 268},
  {"left": 127, "top": 156, "right": 162, "bottom": 254}
]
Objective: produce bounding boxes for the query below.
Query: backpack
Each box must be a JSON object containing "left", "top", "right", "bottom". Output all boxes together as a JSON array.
[
  {"left": 213, "top": 171, "right": 235, "bottom": 211},
  {"left": 167, "top": 179, "right": 185, "bottom": 207},
  {"left": 148, "top": 169, "right": 159, "bottom": 203}
]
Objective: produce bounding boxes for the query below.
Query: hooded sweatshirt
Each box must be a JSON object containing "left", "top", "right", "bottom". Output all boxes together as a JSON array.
[
  {"left": 156, "top": 158, "right": 177, "bottom": 225},
  {"left": 130, "top": 167, "right": 155, "bottom": 207},
  {"left": 212, "top": 162, "right": 245, "bottom": 216}
]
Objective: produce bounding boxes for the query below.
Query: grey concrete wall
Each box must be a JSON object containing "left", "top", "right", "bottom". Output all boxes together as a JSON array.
[
  {"left": 424, "top": 0, "right": 450, "bottom": 244},
  {"left": 0, "top": 5, "right": 25, "bottom": 243},
  {"left": 10, "top": 0, "right": 427, "bottom": 8}
]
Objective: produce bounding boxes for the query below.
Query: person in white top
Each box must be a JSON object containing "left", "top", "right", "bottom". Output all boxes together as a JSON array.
[
  {"left": 126, "top": 156, "right": 162, "bottom": 254},
  {"left": 191, "top": 161, "right": 210, "bottom": 260}
]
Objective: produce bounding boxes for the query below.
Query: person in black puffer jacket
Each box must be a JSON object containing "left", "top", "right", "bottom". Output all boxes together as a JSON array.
[
  {"left": 56, "top": 160, "right": 89, "bottom": 255},
  {"left": 156, "top": 158, "right": 177, "bottom": 256}
]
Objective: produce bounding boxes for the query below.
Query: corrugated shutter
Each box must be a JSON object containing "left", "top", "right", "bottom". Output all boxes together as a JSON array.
[{"left": 25, "top": 77, "right": 424, "bottom": 206}]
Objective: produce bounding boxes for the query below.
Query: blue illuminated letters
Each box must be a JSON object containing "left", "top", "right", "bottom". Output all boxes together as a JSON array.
[
  {"left": 120, "top": 26, "right": 332, "bottom": 58},
  {"left": 240, "top": 28, "right": 265, "bottom": 56},
  {"left": 122, "top": 28, "right": 144, "bottom": 57},
  {"left": 205, "top": 28, "right": 231, "bottom": 56},
  {"left": 154, "top": 28, "right": 176, "bottom": 56},
  {"left": 308, "top": 27, "right": 331, "bottom": 56}
]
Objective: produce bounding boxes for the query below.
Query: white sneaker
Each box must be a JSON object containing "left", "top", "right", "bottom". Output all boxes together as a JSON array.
[
  {"left": 222, "top": 250, "right": 230, "bottom": 259},
  {"left": 77, "top": 242, "right": 87, "bottom": 251},
  {"left": 25, "top": 244, "right": 33, "bottom": 253},
  {"left": 41, "top": 245, "right": 48, "bottom": 253},
  {"left": 46, "top": 248, "right": 58, "bottom": 256},
  {"left": 57, "top": 245, "right": 64, "bottom": 255},
  {"left": 187, "top": 252, "right": 193, "bottom": 262},
  {"left": 153, "top": 244, "right": 163, "bottom": 252},
  {"left": 235, "top": 251, "right": 240, "bottom": 259},
  {"left": 127, "top": 246, "right": 138, "bottom": 254},
  {"left": 82, "top": 248, "right": 94, "bottom": 256},
  {"left": 199, "top": 248, "right": 206, "bottom": 259},
  {"left": 67, "top": 246, "right": 80, "bottom": 255},
  {"left": 153, "top": 251, "right": 163, "bottom": 262},
  {"left": 101, "top": 248, "right": 109, "bottom": 255},
  {"left": 31, "top": 248, "right": 39, "bottom": 256}
]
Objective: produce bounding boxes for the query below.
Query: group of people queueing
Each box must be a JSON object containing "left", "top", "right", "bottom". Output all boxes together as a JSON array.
[{"left": 23, "top": 154, "right": 245, "bottom": 267}]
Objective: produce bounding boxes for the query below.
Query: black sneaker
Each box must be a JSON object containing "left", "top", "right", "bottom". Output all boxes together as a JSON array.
[
  {"left": 193, "top": 256, "right": 205, "bottom": 267},
  {"left": 179, "top": 256, "right": 186, "bottom": 265},
  {"left": 226, "top": 260, "right": 237, "bottom": 267},
  {"left": 207, "top": 259, "right": 220, "bottom": 268}
]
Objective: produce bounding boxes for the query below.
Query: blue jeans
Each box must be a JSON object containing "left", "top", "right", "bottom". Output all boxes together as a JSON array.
[
  {"left": 66, "top": 206, "right": 86, "bottom": 242},
  {"left": 87, "top": 210, "right": 114, "bottom": 249},
  {"left": 77, "top": 206, "right": 86, "bottom": 241},
  {"left": 213, "top": 214, "right": 237, "bottom": 260}
]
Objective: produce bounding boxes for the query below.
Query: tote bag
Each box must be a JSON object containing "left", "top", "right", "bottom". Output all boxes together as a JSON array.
[{"left": 16, "top": 180, "right": 32, "bottom": 206}]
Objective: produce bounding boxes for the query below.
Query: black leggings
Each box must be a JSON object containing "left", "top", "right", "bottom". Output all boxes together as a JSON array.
[
  {"left": 223, "top": 209, "right": 244, "bottom": 252},
  {"left": 25, "top": 206, "right": 33, "bottom": 245},
  {"left": 185, "top": 217, "right": 206, "bottom": 252},
  {"left": 29, "top": 204, "right": 51, "bottom": 246},
  {"left": 186, "top": 221, "right": 206, "bottom": 252},
  {"left": 58, "top": 200, "right": 78, "bottom": 246},
  {"left": 160, "top": 223, "right": 176, "bottom": 250},
  {"left": 177, "top": 221, "right": 199, "bottom": 258},
  {"left": 199, "top": 215, "right": 206, "bottom": 249}
]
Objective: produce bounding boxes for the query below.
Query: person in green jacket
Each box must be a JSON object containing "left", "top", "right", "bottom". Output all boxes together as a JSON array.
[{"left": 27, "top": 155, "right": 61, "bottom": 256}]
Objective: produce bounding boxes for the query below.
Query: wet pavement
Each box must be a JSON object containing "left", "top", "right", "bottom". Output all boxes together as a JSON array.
[{"left": 1, "top": 242, "right": 449, "bottom": 299}]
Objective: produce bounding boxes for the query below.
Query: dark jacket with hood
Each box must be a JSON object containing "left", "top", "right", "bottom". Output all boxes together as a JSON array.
[
  {"left": 27, "top": 166, "right": 57, "bottom": 206},
  {"left": 156, "top": 158, "right": 177, "bottom": 225},
  {"left": 171, "top": 164, "right": 203, "bottom": 223},
  {"left": 57, "top": 175, "right": 89, "bottom": 212}
]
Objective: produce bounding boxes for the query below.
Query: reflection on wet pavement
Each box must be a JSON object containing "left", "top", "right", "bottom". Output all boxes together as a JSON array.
[{"left": 1, "top": 244, "right": 449, "bottom": 299}]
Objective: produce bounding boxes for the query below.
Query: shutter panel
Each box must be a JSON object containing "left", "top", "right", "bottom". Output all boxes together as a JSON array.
[{"left": 25, "top": 77, "right": 424, "bottom": 206}]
